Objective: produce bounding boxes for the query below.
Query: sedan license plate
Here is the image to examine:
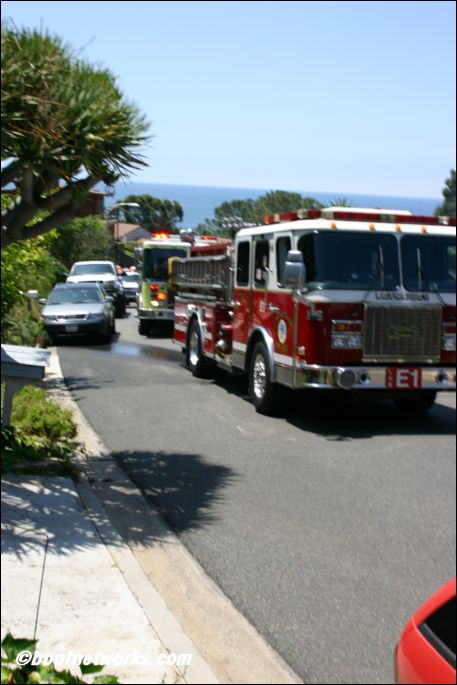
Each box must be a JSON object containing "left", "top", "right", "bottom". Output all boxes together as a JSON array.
[
  {"left": 65, "top": 325, "right": 79, "bottom": 333},
  {"left": 386, "top": 368, "right": 422, "bottom": 389}
]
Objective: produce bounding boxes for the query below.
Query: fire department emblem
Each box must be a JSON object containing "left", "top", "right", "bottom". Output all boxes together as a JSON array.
[{"left": 278, "top": 319, "right": 287, "bottom": 344}]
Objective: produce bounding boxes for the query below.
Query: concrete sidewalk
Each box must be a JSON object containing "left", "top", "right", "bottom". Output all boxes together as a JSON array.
[{"left": 1, "top": 475, "right": 218, "bottom": 684}]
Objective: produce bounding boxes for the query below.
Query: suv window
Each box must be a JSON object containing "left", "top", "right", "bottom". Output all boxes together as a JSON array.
[{"left": 71, "top": 263, "right": 116, "bottom": 276}]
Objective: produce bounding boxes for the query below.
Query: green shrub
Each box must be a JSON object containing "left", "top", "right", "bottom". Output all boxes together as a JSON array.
[
  {"left": 1, "top": 386, "right": 78, "bottom": 476},
  {"left": 11, "top": 386, "right": 76, "bottom": 441},
  {"left": 1, "top": 307, "right": 47, "bottom": 346},
  {"left": 0, "top": 425, "right": 77, "bottom": 477}
]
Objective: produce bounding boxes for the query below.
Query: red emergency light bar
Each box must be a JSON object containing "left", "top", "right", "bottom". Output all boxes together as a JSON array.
[
  {"left": 263, "top": 210, "right": 456, "bottom": 227},
  {"left": 152, "top": 231, "right": 171, "bottom": 239}
]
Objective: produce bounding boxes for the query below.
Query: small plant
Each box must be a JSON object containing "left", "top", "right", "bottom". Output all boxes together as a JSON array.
[
  {"left": 11, "top": 386, "right": 76, "bottom": 442},
  {"left": 1, "top": 633, "right": 119, "bottom": 683},
  {"left": 1, "top": 309, "right": 47, "bottom": 347},
  {"left": 0, "top": 426, "right": 77, "bottom": 477},
  {"left": 1, "top": 386, "right": 78, "bottom": 477}
]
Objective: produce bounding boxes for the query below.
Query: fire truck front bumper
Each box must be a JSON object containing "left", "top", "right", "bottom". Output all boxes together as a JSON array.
[
  {"left": 138, "top": 307, "right": 174, "bottom": 321},
  {"left": 286, "top": 365, "right": 457, "bottom": 392}
]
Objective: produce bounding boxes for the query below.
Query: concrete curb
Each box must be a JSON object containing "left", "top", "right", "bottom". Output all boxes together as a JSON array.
[{"left": 46, "top": 347, "right": 303, "bottom": 685}]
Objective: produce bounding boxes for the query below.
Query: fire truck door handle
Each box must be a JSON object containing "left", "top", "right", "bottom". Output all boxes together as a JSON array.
[
  {"left": 268, "top": 305, "right": 279, "bottom": 313},
  {"left": 232, "top": 300, "right": 241, "bottom": 308}
]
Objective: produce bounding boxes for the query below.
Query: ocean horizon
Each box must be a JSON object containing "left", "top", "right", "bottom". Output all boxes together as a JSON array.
[{"left": 107, "top": 181, "right": 442, "bottom": 229}]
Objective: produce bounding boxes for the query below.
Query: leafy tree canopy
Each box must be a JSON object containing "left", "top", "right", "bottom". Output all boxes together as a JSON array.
[
  {"left": 119, "top": 194, "right": 184, "bottom": 232},
  {"left": 435, "top": 169, "right": 456, "bottom": 217},
  {"left": 1, "top": 24, "right": 150, "bottom": 249},
  {"left": 197, "top": 190, "right": 324, "bottom": 236},
  {"left": 50, "top": 215, "right": 114, "bottom": 269}
]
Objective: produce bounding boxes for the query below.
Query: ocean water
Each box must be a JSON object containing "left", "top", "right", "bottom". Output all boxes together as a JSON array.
[{"left": 107, "top": 181, "right": 441, "bottom": 229}]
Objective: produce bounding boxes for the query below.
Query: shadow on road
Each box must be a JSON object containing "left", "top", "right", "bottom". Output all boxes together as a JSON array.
[
  {"left": 3, "top": 447, "right": 238, "bottom": 558},
  {"left": 211, "top": 372, "right": 456, "bottom": 439},
  {"left": 285, "top": 394, "right": 456, "bottom": 440},
  {"left": 110, "top": 449, "right": 238, "bottom": 538}
]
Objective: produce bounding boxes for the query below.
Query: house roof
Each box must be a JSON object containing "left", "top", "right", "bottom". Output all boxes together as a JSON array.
[{"left": 110, "top": 222, "right": 150, "bottom": 239}]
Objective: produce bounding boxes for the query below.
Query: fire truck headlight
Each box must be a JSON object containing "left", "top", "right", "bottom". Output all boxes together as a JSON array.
[
  {"left": 442, "top": 334, "right": 456, "bottom": 351},
  {"left": 331, "top": 334, "right": 362, "bottom": 350}
]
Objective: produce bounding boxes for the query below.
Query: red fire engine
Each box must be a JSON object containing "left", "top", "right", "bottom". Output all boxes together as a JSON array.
[{"left": 172, "top": 208, "right": 456, "bottom": 414}]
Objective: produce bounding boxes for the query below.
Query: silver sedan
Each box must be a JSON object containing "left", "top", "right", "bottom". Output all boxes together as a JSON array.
[{"left": 41, "top": 283, "right": 115, "bottom": 343}]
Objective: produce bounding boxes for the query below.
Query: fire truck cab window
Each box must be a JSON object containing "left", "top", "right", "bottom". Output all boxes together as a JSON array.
[
  {"left": 236, "top": 241, "right": 250, "bottom": 286},
  {"left": 276, "top": 236, "right": 292, "bottom": 287},
  {"left": 254, "top": 240, "right": 270, "bottom": 288},
  {"left": 401, "top": 235, "right": 456, "bottom": 292},
  {"left": 298, "top": 231, "right": 400, "bottom": 291},
  {"left": 143, "top": 247, "right": 187, "bottom": 281},
  {"left": 297, "top": 234, "right": 317, "bottom": 286}
]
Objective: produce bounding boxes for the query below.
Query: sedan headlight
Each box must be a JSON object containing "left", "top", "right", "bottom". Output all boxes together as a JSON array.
[
  {"left": 43, "top": 315, "right": 56, "bottom": 322},
  {"left": 88, "top": 312, "right": 105, "bottom": 321}
]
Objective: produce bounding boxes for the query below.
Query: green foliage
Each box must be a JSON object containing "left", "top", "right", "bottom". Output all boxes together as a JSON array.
[
  {"left": 253, "top": 191, "right": 322, "bottom": 220},
  {"left": 11, "top": 386, "right": 76, "bottom": 441},
  {"left": 0, "top": 425, "right": 76, "bottom": 477},
  {"left": 119, "top": 194, "right": 184, "bottom": 231},
  {"left": 1, "top": 633, "right": 119, "bottom": 683},
  {"left": 196, "top": 190, "right": 324, "bottom": 235},
  {"left": 1, "top": 24, "right": 150, "bottom": 247},
  {"left": 435, "top": 169, "right": 456, "bottom": 217},
  {"left": 1, "top": 310, "right": 46, "bottom": 346},
  {"left": 329, "top": 197, "right": 353, "bottom": 207},
  {"left": 1, "top": 230, "right": 65, "bottom": 319},
  {"left": 50, "top": 215, "right": 114, "bottom": 269},
  {"left": 1, "top": 386, "right": 77, "bottom": 476},
  {"left": 1, "top": 192, "right": 66, "bottom": 342}
]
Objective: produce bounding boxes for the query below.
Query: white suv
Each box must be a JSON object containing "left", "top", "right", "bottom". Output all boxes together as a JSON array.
[{"left": 67, "top": 261, "right": 126, "bottom": 317}]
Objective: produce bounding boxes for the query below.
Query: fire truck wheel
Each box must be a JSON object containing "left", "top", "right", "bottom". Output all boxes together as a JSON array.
[
  {"left": 393, "top": 390, "right": 437, "bottom": 413},
  {"left": 188, "top": 319, "right": 207, "bottom": 377},
  {"left": 249, "top": 341, "right": 277, "bottom": 414},
  {"left": 138, "top": 319, "right": 150, "bottom": 336}
]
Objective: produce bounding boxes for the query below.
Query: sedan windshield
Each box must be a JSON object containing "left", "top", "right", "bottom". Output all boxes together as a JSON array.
[
  {"left": 298, "top": 231, "right": 401, "bottom": 291},
  {"left": 142, "top": 247, "right": 188, "bottom": 280},
  {"left": 48, "top": 288, "right": 103, "bottom": 305}
]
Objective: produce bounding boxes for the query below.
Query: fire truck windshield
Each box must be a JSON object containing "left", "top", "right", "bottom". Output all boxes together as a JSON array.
[
  {"left": 298, "top": 231, "right": 401, "bottom": 291},
  {"left": 401, "top": 235, "right": 456, "bottom": 293},
  {"left": 142, "top": 247, "right": 187, "bottom": 281}
]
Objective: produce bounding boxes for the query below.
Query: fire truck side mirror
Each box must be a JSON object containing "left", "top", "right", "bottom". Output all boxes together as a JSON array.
[{"left": 284, "top": 250, "right": 306, "bottom": 290}]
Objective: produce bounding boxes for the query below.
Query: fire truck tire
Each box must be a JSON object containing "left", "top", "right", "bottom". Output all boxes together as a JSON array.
[
  {"left": 187, "top": 319, "right": 207, "bottom": 377},
  {"left": 249, "top": 341, "right": 278, "bottom": 414},
  {"left": 138, "top": 319, "right": 150, "bottom": 336},
  {"left": 393, "top": 390, "right": 437, "bottom": 413}
]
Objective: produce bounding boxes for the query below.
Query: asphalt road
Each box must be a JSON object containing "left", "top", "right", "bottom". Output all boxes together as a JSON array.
[{"left": 57, "top": 308, "right": 456, "bottom": 684}]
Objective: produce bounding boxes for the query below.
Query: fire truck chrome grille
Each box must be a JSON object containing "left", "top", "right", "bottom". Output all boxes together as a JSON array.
[{"left": 363, "top": 305, "right": 442, "bottom": 362}]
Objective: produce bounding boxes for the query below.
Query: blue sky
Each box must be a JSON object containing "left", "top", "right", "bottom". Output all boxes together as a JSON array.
[{"left": 2, "top": 0, "right": 456, "bottom": 198}]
